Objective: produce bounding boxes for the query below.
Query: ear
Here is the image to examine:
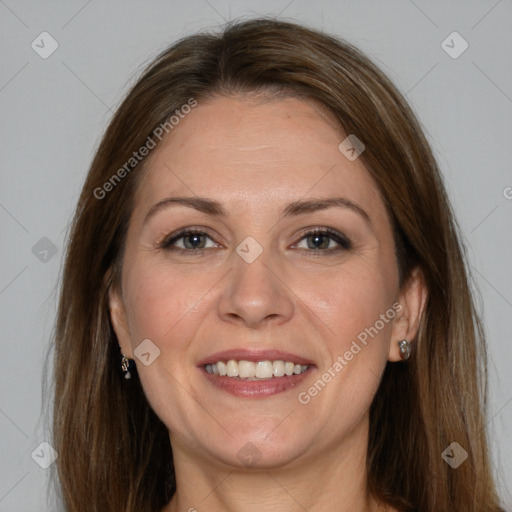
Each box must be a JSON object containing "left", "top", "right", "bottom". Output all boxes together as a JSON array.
[
  {"left": 388, "top": 266, "right": 428, "bottom": 362},
  {"left": 107, "top": 272, "right": 134, "bottom": 359}
]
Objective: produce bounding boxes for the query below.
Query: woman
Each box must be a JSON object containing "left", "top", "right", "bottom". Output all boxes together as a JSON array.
[{"left": 52, "top": 18, "right": 505, "bottom": 511}]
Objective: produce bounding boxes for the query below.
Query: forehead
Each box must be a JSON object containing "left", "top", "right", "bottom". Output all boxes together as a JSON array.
[{"left": 135, "top": 95, "right": 383, "bottom": 217}]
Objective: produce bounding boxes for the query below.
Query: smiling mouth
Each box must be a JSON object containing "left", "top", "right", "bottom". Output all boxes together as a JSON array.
[{"left": 204, "top": 359, "right": 311, "bottom": 380}]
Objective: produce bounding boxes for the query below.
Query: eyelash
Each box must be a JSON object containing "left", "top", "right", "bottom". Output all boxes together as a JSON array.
[{"left": 159, "top": 227, "right": 352, "bottom": 256}]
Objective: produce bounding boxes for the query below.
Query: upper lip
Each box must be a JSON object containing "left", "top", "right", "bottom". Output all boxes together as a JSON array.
[{"left": 197, "top": 349, "right": 315, "bottom": 367}]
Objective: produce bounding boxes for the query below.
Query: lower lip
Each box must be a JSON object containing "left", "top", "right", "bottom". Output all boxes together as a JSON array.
[{"left": 201, "top": 367, "right": 314, "bottom": 398}]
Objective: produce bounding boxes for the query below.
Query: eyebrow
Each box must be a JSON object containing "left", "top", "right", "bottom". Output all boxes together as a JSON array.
[{"left": 144, "top": 196, "right": 372, "bottom": 227}]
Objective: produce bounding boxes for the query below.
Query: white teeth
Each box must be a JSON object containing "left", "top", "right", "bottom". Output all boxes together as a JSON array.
[
  {"left": 238, "top": 360, "right": 256, "bottom": 378},
  {"left": 255, "top": 361, "right": 273, "bottom": 379},
  {"left": 272, "top": 360, "right": 285, "bottom": 377},
  {"left": 205, "top": 359, "right": 310, "bottom": 380},
  {"left": 217, "top": 361, "right": 227, "bottom": 376},
  {"left": 226, "top": 360, "right": 239, "bottom": 377}
]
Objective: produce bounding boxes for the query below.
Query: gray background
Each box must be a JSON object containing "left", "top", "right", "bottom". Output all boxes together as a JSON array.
[{"left": 1, "top": 0, "right": 511, "bottom": 510}]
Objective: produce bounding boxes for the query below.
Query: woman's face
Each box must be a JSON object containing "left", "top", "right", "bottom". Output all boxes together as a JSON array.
[{"left": 110, "top": 95, "right": 423, "bottom": 470}]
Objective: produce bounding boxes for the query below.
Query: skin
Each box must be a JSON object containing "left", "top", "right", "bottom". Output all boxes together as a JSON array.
[{"left": 109, "top": 95, "right": 428, "bottom": 512}]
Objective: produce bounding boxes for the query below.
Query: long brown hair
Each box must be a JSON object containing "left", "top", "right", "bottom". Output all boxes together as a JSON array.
[{"left": 51, "top": 18, "right": 505, "bottom": 511}]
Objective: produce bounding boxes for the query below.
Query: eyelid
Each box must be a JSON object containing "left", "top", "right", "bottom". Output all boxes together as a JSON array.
[
  {"left": 159, "top": 225, "right": 351, "bottom": 254},
  {"left": 291, "top": 226, "right": 352, "bottom": 251},
  {"left": 159, "top": 226, "right": 220, "bottom": 249}
]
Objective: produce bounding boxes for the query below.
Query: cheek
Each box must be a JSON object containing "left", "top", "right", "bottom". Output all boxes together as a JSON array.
[
  {"left": 120, "top": 259, "right": 217, "bottom": 428},
  {"left": 291, "top": 269, "right": 396, "bottom": 440},
  {"left": 301, "top": 262, "right": 397, "bottom": 350},
  {"left": 122, "top": 258, "right": 214, "bottom": 344},
  {"left": 302, "top": 274, "right": 395, "bottom": 393}
]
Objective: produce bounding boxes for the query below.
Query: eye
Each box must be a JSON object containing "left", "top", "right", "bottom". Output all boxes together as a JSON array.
[
  {"left": 293, "top": 228, "right": 351, "bottom": 254},
  {"left": 160, "top": 228, "right": 219, "bottom": 252},
  {"left": 159, "top": 227, "right": 351, "bottom": 255}
]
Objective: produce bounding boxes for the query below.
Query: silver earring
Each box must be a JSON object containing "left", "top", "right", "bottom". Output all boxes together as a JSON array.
[
  {"left": 121, "top": 354, "right": 132, "bottom": 379},
  {"left": 397, "top": 339, "right": 411, "bottom": 360}
]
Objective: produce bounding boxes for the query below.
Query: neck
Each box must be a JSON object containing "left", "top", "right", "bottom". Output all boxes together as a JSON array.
[{"left": 163, "top": 418, "right": 384, "bottom": 512}]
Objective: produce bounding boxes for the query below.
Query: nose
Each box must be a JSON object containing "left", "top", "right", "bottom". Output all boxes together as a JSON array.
[{"left": 217, "top": 247, "right": 295, "bottom": 329}]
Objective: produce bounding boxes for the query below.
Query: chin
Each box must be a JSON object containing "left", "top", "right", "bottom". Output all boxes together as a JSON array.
[{"left": 195, "top": 422, "right": 312, "bottom": 470}]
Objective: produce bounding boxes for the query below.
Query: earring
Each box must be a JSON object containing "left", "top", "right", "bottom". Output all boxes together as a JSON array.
[
  {"left": 397, "top": 339, "right": 411, "bottom": 360},
  {"left": 121, "top": 354, "right": 132, "bottom": 379}
]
